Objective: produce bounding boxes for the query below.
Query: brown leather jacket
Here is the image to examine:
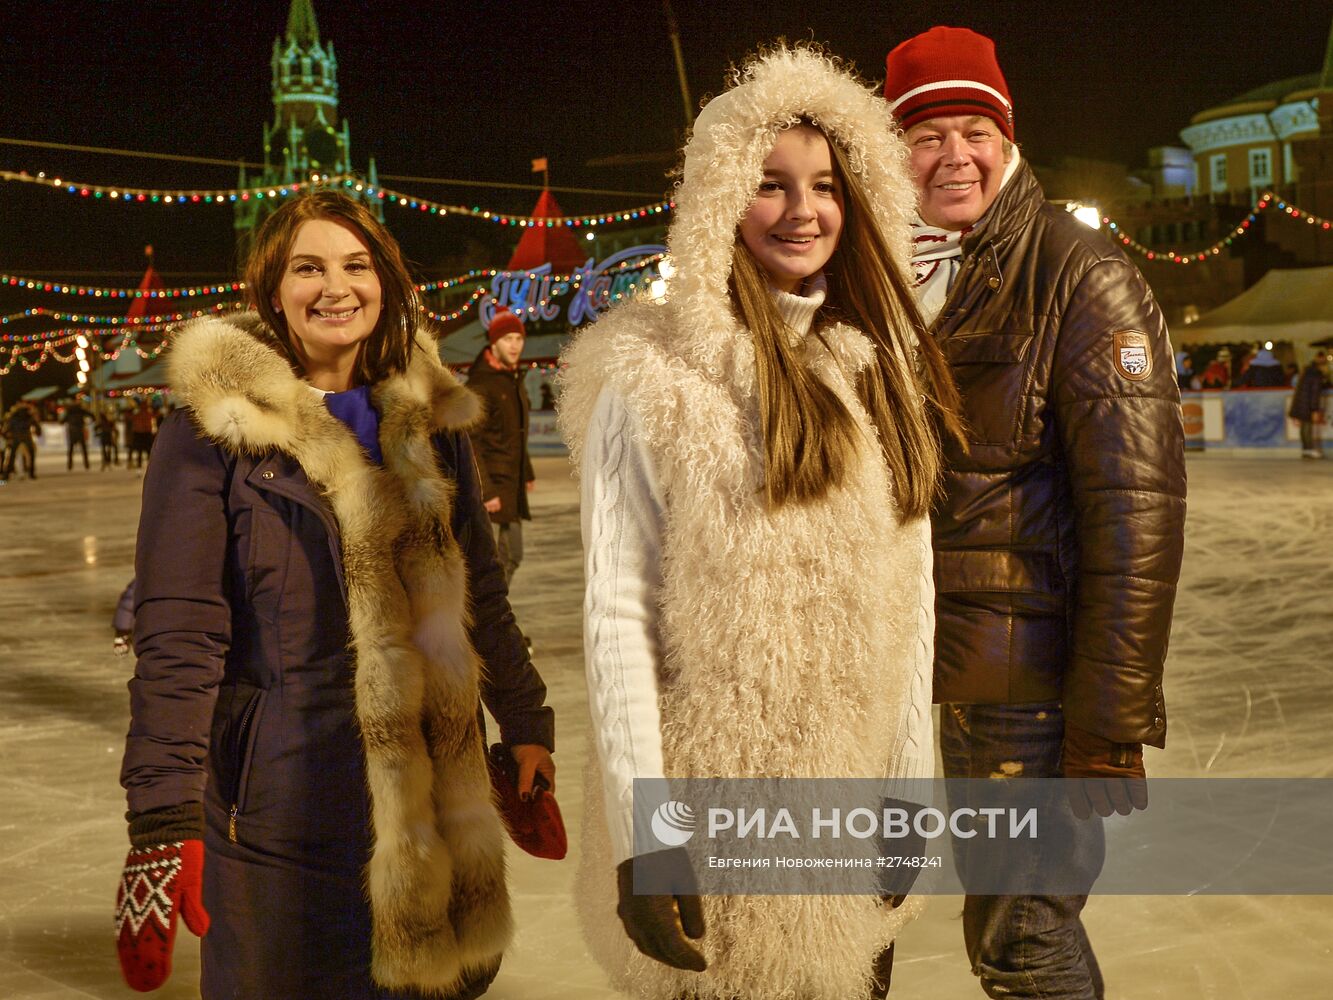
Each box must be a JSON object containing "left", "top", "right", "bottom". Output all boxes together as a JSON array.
[{"left": 929, "top": 161, "right": 1186, "bottom": 747}]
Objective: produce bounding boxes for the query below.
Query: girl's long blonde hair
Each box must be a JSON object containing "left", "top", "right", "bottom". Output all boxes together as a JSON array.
[{"left": 728, "top": 122, "right": 964, "bottom": 518}]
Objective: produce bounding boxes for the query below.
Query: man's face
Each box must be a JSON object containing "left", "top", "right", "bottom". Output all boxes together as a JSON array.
[
  {"left": 906, "top": 115, "right": 1009, "bottom": 231},
  {"left": 493, "top": 331, "right": 526, "bottom": 367}
]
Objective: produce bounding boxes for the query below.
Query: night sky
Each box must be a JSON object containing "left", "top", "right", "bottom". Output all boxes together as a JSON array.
[{"left": 2, "top": 0, "right": 1331, "bottom": 391}]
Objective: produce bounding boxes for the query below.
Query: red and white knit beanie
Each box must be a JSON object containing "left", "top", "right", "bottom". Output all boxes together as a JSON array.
[
  {"left": 487, "top": 305, "right": 525, "bottom": 342},
  {"left": 883, "top": 27, "right": 1014, "bottom": 140}
]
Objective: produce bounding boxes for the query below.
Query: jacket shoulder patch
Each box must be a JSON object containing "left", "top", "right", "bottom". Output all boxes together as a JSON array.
[{"left": 1112, "top": 331, "right": 1152, "bottom": 381}]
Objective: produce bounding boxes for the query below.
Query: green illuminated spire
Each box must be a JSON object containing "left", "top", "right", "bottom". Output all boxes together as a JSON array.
[{"left": 285, "top": 0, "right": 320, "bottom": 47}]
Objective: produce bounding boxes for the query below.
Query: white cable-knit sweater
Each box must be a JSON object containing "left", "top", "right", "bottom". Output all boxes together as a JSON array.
[{"left": 578, "top": 279, "right": 935, "bottom": 865}]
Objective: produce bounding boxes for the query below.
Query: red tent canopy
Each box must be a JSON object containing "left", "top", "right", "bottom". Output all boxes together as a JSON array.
[
  {"left": 125, "top": 261, "right": 165, "bottom": 321},
  {"left": 506, "top": 190, "right": 589, "bottom": 274}
]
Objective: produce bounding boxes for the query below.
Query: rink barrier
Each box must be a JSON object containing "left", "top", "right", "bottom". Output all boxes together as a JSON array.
[{"left": 1180, "top": 388, "right": 1330, "bottom": 453}]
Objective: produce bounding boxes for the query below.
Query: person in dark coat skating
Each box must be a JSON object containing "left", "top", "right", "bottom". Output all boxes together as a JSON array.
[
  {"left": 1290, "top": 351, "right": 1330, "bottom": 458},
  {"left": 2, "top": 400, "right": 41, "bottom": 479},
  {"left": 115, "top": 190, "right": 557, "bottom": 1000},
  {"left": 62, "top": 398, "right": 93, "bottom": 470},
  {"left": 466, "top": 306, "right": 535, "bottom": 585}
]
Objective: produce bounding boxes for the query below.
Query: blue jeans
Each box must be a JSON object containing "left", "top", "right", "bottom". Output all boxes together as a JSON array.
[{"left": 940, "top": 702, "right": 1106, "bottom": 1000}]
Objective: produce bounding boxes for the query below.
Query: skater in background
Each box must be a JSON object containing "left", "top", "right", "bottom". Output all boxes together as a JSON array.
[
  {"left": 466, "top": 306, "right": 535, "bottom": 587},
  {"left": 2, "top": 400, "right": 41, "bottom": 480},
  {"left": 117, "top": 190, "right": 556, "bottom": 999},
  {"left": 63, "top": 397, "right": 93, "bottom": 470},
  {"left": 1290, "top": 351, "right": 1330, "bottom": 459},
  {"left": 886, "top": 26, "right": 1186, "bottom": 1000},
  {"left": 560, "top": 45, "right": 962, "bottom": 999},
  {"left": 98, "top": 408, "right": 120, "bottom": 469},
  {"left": 126, "top": 399, "right": 156, "bottom": 467}
]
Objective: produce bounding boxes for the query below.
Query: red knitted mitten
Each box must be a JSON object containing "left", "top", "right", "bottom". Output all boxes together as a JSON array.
[{"left": 115, "top": 839, "right": 209, "bottom": 991}]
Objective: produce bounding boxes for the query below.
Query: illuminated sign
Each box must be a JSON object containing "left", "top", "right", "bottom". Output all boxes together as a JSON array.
[{"left": 480, "top": 244, "right": 668, "bottom": 329}]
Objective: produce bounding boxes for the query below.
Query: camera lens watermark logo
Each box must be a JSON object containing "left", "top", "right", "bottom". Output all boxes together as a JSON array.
[{"left": 650, "top": 801, "right": 697, "bottom": 846}]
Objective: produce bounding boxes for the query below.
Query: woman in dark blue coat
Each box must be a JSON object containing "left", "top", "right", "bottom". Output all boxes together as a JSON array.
[{"left": 115, "top": 191, "right": 555, "bottom": 999}]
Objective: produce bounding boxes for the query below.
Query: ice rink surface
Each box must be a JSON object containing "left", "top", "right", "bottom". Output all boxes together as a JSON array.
[{"left": 1, "top": 450, "right": 1330, "bottom": 999}]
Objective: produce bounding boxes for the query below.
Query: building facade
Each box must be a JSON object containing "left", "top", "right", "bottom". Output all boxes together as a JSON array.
[
  {"left": 1100, "top": 17, "right": 1333, "bottom": 329},
  {"left": 1179, "top": 77, "right": 1321, "bottom": 198}
]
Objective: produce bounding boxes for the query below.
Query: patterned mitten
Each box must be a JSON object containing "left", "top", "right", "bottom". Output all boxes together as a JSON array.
[{"left": 115, "top": 839, "right": 209, "bottom": 991}]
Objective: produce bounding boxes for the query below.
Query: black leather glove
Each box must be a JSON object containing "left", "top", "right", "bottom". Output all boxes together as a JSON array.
[
  {"left": 1062, "top": 724, "right": 1148, "bottom": 820},
  {"left": 615, "top": 848, "right": 707, "bottom": 972},
  {"left": 878, "top": 798, "right": 927, "bottom": 907}
]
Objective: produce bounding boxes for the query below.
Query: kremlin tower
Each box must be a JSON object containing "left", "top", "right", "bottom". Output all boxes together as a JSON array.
[{"left": 234, "top": 0, "right": 380, "bottom": 253}]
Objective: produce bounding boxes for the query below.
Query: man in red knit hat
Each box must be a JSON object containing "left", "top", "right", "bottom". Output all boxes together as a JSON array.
[
  {"left": 885, "top": 27, "right": 1186, "bottom": 1000},
  {"left": 468, "top": 305, "right": 536, "bottom": 590}
]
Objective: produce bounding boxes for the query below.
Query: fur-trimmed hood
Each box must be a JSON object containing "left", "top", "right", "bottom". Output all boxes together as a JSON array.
[{"left": 663, "top": 44, "right": 917, "bottom": 384}]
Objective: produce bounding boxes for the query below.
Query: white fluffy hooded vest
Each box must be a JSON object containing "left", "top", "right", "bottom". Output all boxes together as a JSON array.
[
  {"left": 168, "top": 315, "right": 511, "bottom": 997},
  {"left": 558, "top": 47, "right": 933, "bottom": 1000}
]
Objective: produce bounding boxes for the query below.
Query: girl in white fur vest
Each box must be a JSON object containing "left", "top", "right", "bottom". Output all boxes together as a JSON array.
[{"left": 558, "top": 45, "right": 963, "bottom": 1000}]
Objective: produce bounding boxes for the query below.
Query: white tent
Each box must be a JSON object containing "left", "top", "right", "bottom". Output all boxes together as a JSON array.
[{"left": 1177, "top": 265, "right": 1333, "bottom": 357}]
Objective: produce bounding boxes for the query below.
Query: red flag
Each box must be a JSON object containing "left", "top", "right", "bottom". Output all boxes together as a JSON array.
[{"left": 531, "top": 157, "right": 548, "bottom": 174}]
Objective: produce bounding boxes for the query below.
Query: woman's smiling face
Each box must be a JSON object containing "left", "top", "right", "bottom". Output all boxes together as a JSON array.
[{"left": 274, "top": 217, "right": 383, "bottom": 377}]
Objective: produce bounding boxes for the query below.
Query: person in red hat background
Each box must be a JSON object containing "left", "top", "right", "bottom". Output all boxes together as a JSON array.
[
  {"left": 884, "top": 26, "right": 1186, "bottom": 1000},
  {"left": 468, "top": 305, "right": 536, "bottom": 586}
]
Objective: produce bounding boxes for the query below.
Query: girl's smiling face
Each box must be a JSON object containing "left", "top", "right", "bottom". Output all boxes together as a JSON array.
[{"left": 739, "top": 125, "right": 845, "bottom": 294}]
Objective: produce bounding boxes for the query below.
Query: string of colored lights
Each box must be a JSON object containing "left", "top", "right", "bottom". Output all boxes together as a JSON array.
[
  {"left": 0, "top": 169, "right": 319, "bottom": 203},
  {"left": 2, "top": 169, "right": 675, "bottom": 228},
  {"left": 3, "top": 252, "right": 669, "bottom": 304},
  {"left": 3, "top": 249, "right": 668, "bottom": 370},
  {"left": 422, "top": 287, "right": 488, "bottom": 323},
  {"left": 1103, "top": 191, "right": 1333, "bottom": 264},
  {"left": 0, "top": 328, "right": 171, "bottom": 375},
  {"left": 1, "top": 303, "right": 242, "bottom": 333},
  {"left": 2, "top": 272, "right": 244, "bottom": 299}
]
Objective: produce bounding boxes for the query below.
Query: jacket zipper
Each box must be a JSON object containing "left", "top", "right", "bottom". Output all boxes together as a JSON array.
[{"left": 229, "top": 695, "right": 261, "bottom": 843}]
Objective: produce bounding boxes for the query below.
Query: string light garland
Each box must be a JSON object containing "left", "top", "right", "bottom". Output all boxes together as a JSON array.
[
  {"left": 0, "top": 327, "right": 174, "bottom": 375},
  {"left": 418, "top": 269, "right": 498, "bottom": 293},
  {"left": 422, "top": 287, "right": 488, "bottom": 323},
  {"left": 1, "top": 253, "right": 665, "bottom": 301},
  {"left": 2, "top": 169, "right": 675, "bottom": 228},
  {"left": 2, "top": 251, "right": 670, "bottom": 363},
  {"left": 1103, "top": 191, "right": 1333, "bottom": 264},
  {"left": 0, "top": 169, "right": 319, "bottom": 204},
  {"left": 2, "top": 272, "right": 243, "bottom": 299},
  {"left": 1, "top": 303, "right": 242, "bottom": 335}
]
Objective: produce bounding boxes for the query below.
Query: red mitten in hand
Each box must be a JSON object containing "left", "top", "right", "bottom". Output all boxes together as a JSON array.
[{"left": 115, "top": 839, "right": 210, "bottom": 991}]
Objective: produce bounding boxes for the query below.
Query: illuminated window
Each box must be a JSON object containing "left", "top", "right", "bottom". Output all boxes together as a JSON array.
[
  {"left": 1210, "top": 154, "right": 1228, "bottom": 192},
  {"left": 1249, "top": 148, "right": 1272, "bottom": 186}
]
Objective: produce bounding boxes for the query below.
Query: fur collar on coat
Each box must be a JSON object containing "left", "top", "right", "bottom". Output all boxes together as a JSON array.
[{"left": 168, "top": 313, "right": 511, "bottom": 997}]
